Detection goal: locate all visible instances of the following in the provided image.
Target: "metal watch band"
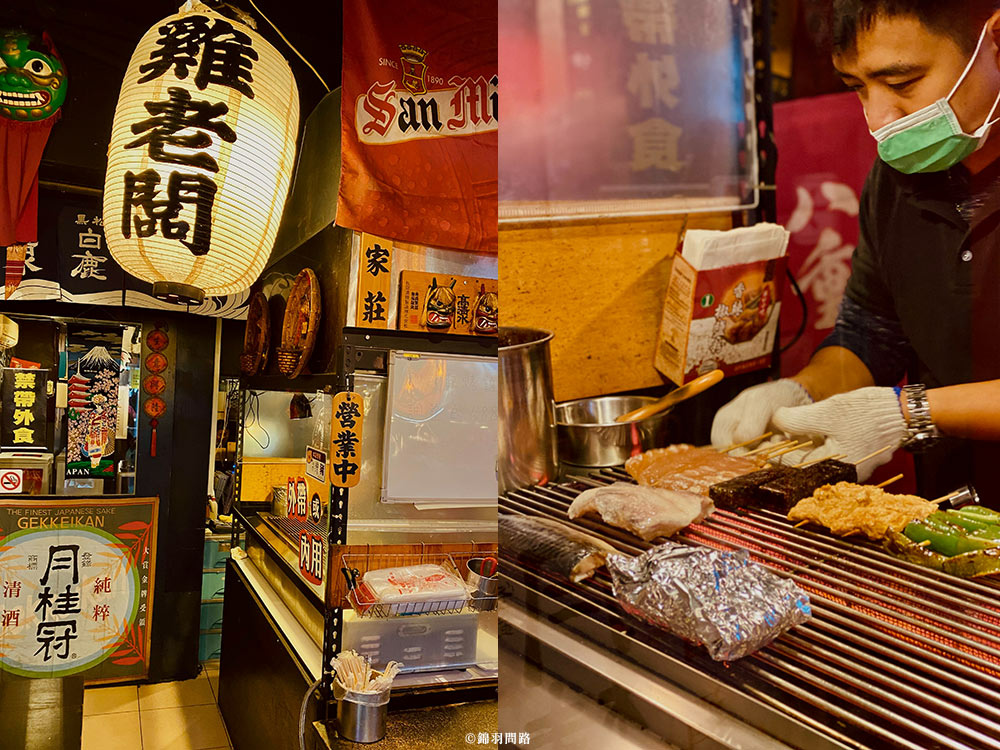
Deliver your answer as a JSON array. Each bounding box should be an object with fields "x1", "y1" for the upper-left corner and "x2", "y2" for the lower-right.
[{"x1": 901, "y1": 383, "x2": 940, "y2": 451}]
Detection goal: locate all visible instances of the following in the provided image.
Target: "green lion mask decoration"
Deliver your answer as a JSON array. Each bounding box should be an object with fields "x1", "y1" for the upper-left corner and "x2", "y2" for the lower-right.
[{"x1": 0, "y1": 29, "x2": 67, "y2": 122}]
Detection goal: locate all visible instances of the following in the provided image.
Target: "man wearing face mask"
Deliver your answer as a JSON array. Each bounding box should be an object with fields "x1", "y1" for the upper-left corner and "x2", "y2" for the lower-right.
[{"x1": 711, "y1": 0, "x2": 1000, "y2": 505}]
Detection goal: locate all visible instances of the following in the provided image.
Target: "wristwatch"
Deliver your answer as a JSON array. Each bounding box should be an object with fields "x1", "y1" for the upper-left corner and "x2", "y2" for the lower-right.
[{"x1": 901, "y1": 384, "x2": 941, "y2": 452}]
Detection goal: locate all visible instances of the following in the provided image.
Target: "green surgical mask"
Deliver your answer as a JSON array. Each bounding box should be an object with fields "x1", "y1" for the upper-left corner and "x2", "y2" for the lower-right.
[{"x1": 871, "y1": 21, "x2": 1000, "y2": 174}]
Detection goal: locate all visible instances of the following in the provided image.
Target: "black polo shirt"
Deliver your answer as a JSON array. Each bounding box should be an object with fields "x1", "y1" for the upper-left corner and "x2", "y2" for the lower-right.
[{"x1": 823, "y1": 154, "x2": 1000, "y2": 505}]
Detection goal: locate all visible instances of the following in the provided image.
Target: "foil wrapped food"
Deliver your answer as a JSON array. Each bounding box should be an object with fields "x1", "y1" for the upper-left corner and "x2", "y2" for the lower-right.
[{"x1": 607, "y1": 543, "x2": 811, "y2": 661}]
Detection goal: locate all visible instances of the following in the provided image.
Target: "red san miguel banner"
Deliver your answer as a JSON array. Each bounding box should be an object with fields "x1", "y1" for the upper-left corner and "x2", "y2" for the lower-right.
[{"x1": 337, "y1": 0, "x2": 498, "y2": 253}]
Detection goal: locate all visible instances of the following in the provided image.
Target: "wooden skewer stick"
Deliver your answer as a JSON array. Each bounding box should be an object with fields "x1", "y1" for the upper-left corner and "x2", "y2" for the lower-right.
[
  {"x1": 875, "y1": 473, "x2": 904, "y2": 489},
  {"x1": 767, "y1": 440, "x2": 815, "y2": 460},
  {"x1": 856, "y1": 444, "x2": 896, "y2": 465},
  {"x1": 743, "y1": 440, "x2": 795, "y2": 458},
  {"x1": 793, "y1": 520, "x2": 809, "y2": 528},
  {"x1": 932, "y1": 493, "x2": 954, "y2": 504},
  {"x1": 793, "y1": 453, "x2": 847, "y2": 469},
  {"x1": 722, "y1": 432, "x2": 774, "y2": 454},
  {"x1": 744, "y1": 438, "x2": 793, "y2": 457}
]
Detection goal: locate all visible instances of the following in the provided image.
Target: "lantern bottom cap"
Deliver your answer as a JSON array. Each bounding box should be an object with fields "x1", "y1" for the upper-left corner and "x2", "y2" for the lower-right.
[{"x1": 152, "y1": 281, "x2": 205, "y2": 305}]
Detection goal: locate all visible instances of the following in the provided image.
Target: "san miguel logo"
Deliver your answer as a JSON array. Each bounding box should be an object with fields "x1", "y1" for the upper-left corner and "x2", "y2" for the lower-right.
[
  {"x1": 399, "y1": 44, "x2": 428, "y2": 95},
  {"x1": 357, "y1": 42, "x2": 497, "y2": 145}
]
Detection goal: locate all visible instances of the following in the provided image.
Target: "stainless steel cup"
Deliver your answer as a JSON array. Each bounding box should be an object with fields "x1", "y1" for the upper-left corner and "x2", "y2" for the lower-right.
[
  {"x1": 499, "y1": 327, "x2": 557, "y2": 494},
  {"x1": 466, "y1": 557, "x2": 498, "y2": 611},
  {"x1": 337, "y1": 688, "x2": 390, "y2": 744}
]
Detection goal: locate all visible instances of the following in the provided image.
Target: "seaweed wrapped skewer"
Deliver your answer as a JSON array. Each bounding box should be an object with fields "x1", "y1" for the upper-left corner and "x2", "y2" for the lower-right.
[{"x1": 499, "y1": 514, "x2": 618, "y2": 583}]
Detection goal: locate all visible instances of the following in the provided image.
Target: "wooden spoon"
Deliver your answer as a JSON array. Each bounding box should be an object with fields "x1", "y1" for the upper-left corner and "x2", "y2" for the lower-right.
[{"x1": 615, "y1": 369, "x2": 724, "y2": 423}]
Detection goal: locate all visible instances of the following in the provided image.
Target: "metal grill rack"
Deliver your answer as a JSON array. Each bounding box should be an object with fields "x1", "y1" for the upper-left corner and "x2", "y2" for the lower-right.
[{"x1": 501, "y1": 468, "x2": 1000, "y2": 750}]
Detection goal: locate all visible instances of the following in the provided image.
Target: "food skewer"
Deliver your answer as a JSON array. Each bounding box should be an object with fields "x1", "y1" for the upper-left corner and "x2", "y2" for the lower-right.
[
  {"x1": 765, "y1": 440, "x2": 815, "y2": 461},
  {"x1": 722, "y1": 432, "x2": 773, "y2": 454},
  {"x1": 856, "y1": 444, "x2": 896, "y2": 465},
  {"x1": 875, "y1": 473, "x2": 905, "y2": 489},
  {"x1": 793, "y1": 520, "x2": 809, "y2": 529},
  {"x1": 793, "y1": 454, "x2": 847, "y2": 468},
  {"x1": 744, "y1": 438, "x2": 795, "y2": 458}
]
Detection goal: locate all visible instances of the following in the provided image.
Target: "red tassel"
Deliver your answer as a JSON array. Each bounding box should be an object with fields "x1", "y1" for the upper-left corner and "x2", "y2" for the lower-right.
[{"x1": 150, "y1": 419, "x2": 158, "y2": 457}]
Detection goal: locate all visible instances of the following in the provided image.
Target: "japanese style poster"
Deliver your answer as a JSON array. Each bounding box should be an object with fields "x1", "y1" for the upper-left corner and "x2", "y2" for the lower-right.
[
  {"x1": 1, "y1": 369, "x2": 49, "y2": 451},
  {"x1": 338, "y1": 0, "x2": 498, "y2": 252},
  {"x1": 65, "y1": 328, "x2": 122, "y2": 479},
  {"x1": 356, "y1": 233, "x2": 392, "y2": 329},
  {"x1": 0, "y1": 497, "x2": 158, "y2": 683}
]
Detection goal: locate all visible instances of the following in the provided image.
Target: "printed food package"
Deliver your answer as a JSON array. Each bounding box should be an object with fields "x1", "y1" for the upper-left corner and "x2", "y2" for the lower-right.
[
  {"x1": 361, "y1": 563, "x2": 469, "y2": 604},
  {"x1": 655, "y1": 224, "x2": 789, "y2": 385}
]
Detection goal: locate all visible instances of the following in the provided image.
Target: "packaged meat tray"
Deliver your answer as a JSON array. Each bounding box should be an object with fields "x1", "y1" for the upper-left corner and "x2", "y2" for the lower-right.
[
  {"x1": 348, "y1": 561, "x2": 471, "y2": 617},
  {"x1": 363, "y1": 564, "x2": 469, "y2": 603}
]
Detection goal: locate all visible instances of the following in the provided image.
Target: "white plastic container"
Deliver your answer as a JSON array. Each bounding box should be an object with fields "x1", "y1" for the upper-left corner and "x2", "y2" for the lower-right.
[{"x1": 343, "y1": 610, "x2": 479, "y2": 673}]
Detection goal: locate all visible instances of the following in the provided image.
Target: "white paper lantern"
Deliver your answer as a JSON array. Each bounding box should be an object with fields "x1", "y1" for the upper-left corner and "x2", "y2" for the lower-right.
[
  {"x1": 0, "y1": 315, "x2": 18, "y2": 349},
  {"x1": 103, "y1": 1, "x2": 299, "y2": 303}
]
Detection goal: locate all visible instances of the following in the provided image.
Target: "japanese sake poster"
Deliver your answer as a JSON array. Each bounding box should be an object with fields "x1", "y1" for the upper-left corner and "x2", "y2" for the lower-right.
[{"x1": 0, "y1": 497, "x2": 157, "y2": 682}]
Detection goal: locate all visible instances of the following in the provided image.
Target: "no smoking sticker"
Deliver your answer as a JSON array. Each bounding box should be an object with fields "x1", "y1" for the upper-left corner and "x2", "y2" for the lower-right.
[{"x1": 0, "y1": 470, "x2": 24, "y2": 493}]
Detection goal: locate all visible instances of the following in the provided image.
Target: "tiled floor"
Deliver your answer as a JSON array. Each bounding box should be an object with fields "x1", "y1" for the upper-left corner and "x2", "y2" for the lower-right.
[{"x1": 81, "y1": 663, "x2": 230, "y2": 750}]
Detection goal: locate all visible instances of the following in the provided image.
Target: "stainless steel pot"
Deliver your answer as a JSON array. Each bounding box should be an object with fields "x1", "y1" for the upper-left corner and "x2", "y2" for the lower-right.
[
  {"x1": 499, "y1": 327, "x2": 557, "y2": 493},
  {"x1": 555, "y1": 395, "x2": 673, "y2": 468}
]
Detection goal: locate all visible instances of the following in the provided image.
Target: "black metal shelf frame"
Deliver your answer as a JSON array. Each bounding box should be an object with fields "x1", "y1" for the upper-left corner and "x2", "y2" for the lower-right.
[{"x1": 231, "y1": 325, "x2": 499, "y2": 720}]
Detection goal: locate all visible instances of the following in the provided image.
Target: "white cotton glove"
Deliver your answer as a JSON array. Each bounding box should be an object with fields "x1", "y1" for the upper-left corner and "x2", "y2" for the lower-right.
[
  {"x1": 771, "y1": 387, "x2": 907, "y2": 482},
  {"x1": 711, "y1": 379, "x2": 813, "y2": 450}
]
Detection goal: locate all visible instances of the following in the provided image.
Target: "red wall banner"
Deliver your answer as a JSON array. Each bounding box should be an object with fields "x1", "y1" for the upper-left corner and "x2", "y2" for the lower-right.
[
  {"x1": 775, "y1": 91, "x2": 876, "y2": 377},
  {"x1": 775, "y1": 91, "x2": 913, "y2": 490},
  {"x1": 338, "y1": 0, "x2": 498, "y2": 253}
]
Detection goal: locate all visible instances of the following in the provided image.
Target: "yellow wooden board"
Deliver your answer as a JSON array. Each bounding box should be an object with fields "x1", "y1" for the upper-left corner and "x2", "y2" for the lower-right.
[
  {"x1": 398, "y1": 270, "x2": 498, "y2": 335},
  {"x1": 331, "y1": 392, "x2": 363, "y2": 488},
  {"x1": 356, "y1": 233, "x2": 393, "y2": 328},
  {"x1": 500, "y1": 214, "x2": 732, "y2": 402}
]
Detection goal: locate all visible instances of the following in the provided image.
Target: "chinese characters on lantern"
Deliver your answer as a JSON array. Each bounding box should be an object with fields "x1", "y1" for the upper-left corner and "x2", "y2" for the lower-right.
[
  {"x1": 120, "y1": 17, "x2": 257, "y2": 258},
  {"x1": 2, "y1": 368, "x2": 48, "y2": 451},
  {"x1": 331, "y1": 392, "x2": 364, "y2": 489},
  {"x1": 618, "y1": 0, "x2": 687, "y2": 173}
]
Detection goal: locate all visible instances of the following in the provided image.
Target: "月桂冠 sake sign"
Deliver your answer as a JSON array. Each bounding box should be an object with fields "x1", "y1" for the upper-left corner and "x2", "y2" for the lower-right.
[{"x1": 0, "y1": 497, "x2": 157, "y2": 683}]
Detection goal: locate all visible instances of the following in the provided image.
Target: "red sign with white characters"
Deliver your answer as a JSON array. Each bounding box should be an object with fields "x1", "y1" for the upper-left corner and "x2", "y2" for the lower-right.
[{"x1": 774, "y1": 91, "x2": 876, "y2": 377}]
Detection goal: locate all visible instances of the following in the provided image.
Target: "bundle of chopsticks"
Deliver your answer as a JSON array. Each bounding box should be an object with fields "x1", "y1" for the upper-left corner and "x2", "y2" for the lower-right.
[{"x1": 331, "y1": 650, "x2": 402, "y2": 694}]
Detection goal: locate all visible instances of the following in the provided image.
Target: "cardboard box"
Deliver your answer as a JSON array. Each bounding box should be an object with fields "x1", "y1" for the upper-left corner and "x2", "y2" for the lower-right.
[{"x1": 655, "y1": 227, "x2": 788, "y2": 385}]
